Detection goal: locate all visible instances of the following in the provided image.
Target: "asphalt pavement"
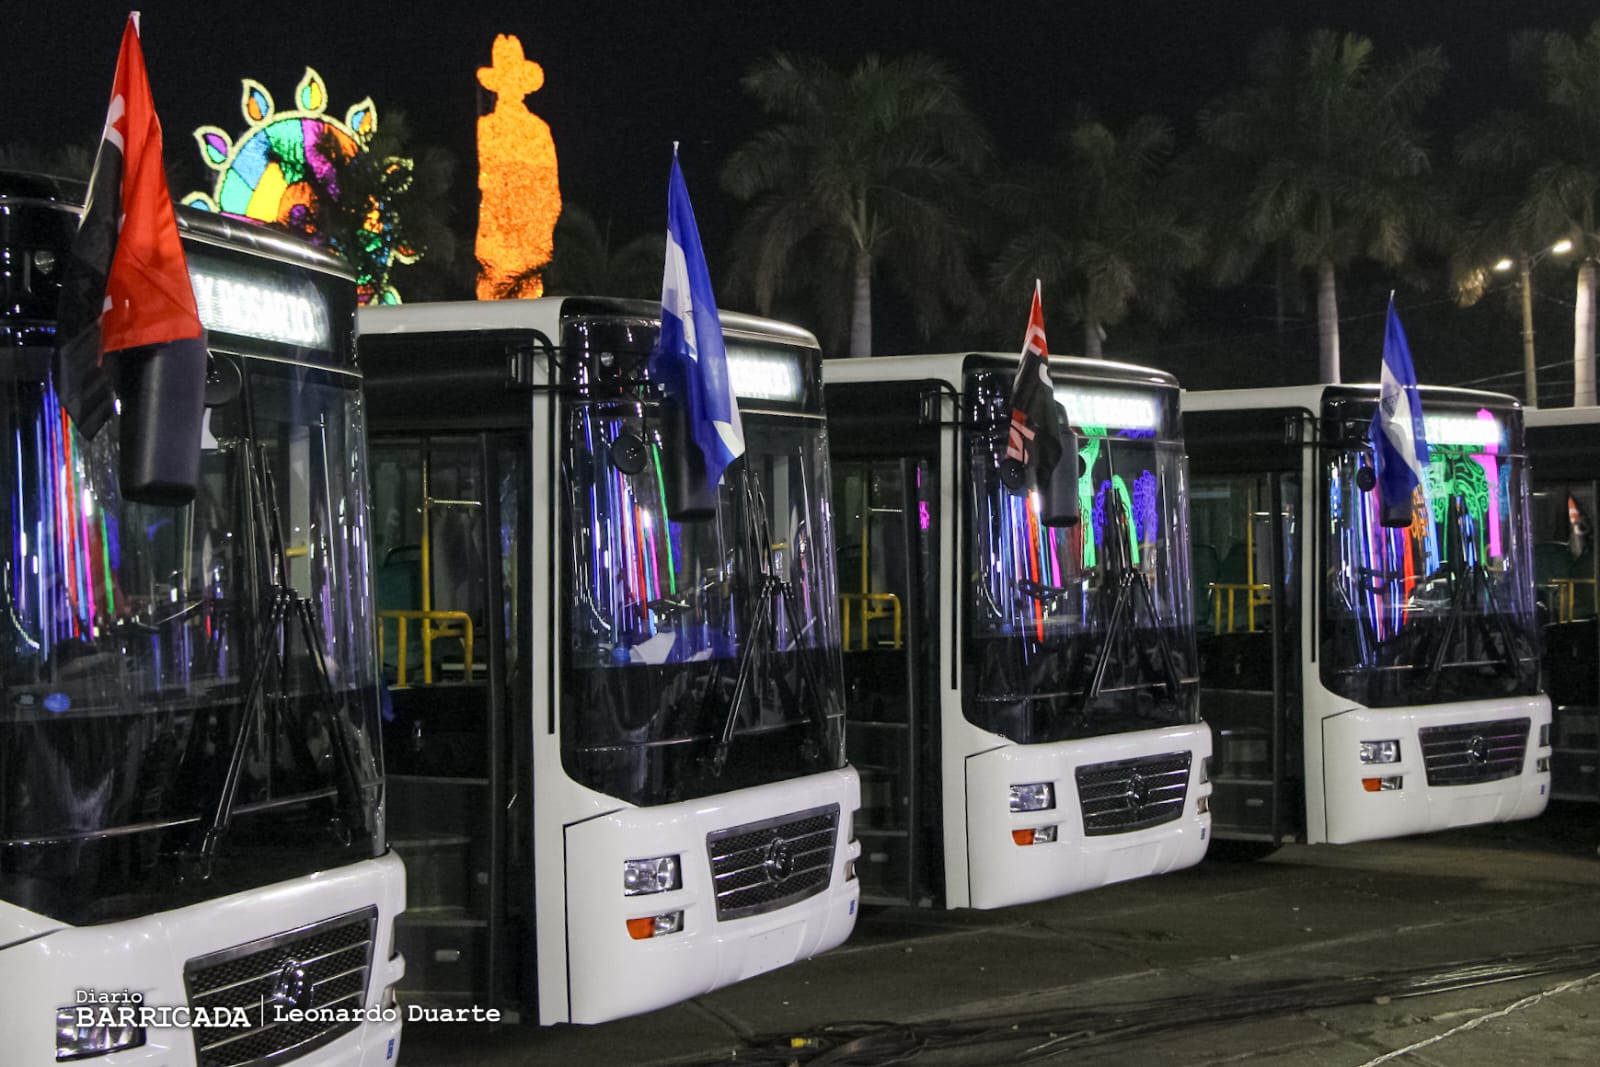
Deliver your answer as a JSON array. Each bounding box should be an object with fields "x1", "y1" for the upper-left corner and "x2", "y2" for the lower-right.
[{"x1": 403, "y1": 802, "x2": 1600, "y2": 1066}]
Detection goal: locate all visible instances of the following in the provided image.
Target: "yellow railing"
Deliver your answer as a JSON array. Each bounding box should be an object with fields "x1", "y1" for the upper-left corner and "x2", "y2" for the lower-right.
[
  {"x1": 840, "y1": 592, "x2": 902, "y2": 651},
  {"x1": 1211, "y1": 582, "x2": 1272, "y2": 634},
  {"x1": 1544, "y1": 577, "x2": 1599, "y2": 624},
  {"x1": 380, "y1": 609, "x2": 475, "y2": 687}
]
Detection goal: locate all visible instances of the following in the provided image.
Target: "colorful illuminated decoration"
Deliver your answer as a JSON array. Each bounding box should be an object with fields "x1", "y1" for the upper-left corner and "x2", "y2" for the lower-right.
[
  {"x1": 475, "y1": 34, "x2": 561, "y2": 300},
  {"x1": 183, "y1": 68, "x2": 416, "y2": 304}
]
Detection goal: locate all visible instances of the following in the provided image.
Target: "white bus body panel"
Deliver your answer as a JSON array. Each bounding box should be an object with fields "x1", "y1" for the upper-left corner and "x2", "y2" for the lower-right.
[
  {"x1": 1189, "y1": 385, "x2": 1554, "y2": 845},
  {"x1": 963, "y1": 724, "x2": 1213, "y2": 909},
  {"x1": 0, "y1": 852, "x2": 406, "y2": 1066},
  {"x1": 563, "y1": 768, "x2": 861, "y2": 1024},
  {"x1": 1312, "y1": 693, "x2": 1551, "y2": 844}
]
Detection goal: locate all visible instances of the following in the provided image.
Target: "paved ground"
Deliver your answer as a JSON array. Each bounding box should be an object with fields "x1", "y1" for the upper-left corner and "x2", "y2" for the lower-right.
[{"x1": 403, "y1": 803, "x2": 1600, "y2": 1065}]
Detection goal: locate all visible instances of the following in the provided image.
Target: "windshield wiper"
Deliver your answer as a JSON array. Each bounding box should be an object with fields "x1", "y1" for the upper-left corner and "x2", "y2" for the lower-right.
[
  {"x1": 194, "y1": 440, "x2": 367, "y2": 867},
  {"x1": 1421, "y1": 497, "x2": 1526, "y2": 689},
  {"x1": 710, "y1": 468, "x2": 833, "y2": 775},
  {"x1": 1079, "y1": 493, "x2": 1186, "y2": 715}
]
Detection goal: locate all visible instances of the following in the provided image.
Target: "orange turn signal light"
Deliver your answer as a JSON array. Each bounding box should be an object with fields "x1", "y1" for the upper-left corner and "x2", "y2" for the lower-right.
[
  {"x1": 626, "y1": 917, "x2": 656, "y2": 940},
  {"x1": 1012, "y1": 828, "x2": 1035, "y2": 846}
]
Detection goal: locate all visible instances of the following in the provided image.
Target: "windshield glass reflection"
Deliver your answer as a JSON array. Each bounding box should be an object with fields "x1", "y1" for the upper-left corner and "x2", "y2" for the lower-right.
[{"x1": 964, "y1": 369, "x2": 1197, "y2": 744}]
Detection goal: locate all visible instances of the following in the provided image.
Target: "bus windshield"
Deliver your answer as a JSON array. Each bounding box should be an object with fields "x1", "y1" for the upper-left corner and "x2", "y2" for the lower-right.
[
  {"x1": 1320, "y1": 398, "x2": 1540, "y2": 707},
  {"x1": 0, "y1": 351, "x2": 385, "y2": 926},
  {"x1": 559, "y1": 332, "x2": 846, "y2": 807},
  {"x1": 963, "y1": 369, "x2": 1198, "y2": 744}
]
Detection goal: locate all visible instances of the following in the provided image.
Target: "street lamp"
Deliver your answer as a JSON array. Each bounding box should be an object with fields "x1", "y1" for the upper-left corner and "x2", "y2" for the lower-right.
[{"x1": 1493, "y1": 240, "x2": 1573, "y2": 406}]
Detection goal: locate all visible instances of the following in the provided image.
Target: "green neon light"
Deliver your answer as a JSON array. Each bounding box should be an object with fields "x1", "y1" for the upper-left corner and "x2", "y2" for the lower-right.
[
  {"x1": 1424, "y1": 445, "x2": 1491, "y2": 558},
  {"x1": 1111, "y1": 476, "x2": 1139, "y2": 566},
  {"x1": 1077, "y1": 426, "x2": 1104, "y2": 569},
  {"x1": 649, "y1": 443, "x2": 678, "y2": 596},
  {"x1": 98, "y1": 511, "x2": 115, "y2": 619}
]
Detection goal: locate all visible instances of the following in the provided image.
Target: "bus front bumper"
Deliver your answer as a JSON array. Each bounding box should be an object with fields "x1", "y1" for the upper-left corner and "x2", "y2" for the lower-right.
[
  {"x1": 964, "y1": 723, "x2": 1213, "y2": 910},
  {"x1": 1321, "y1": 694, "x2": 1552, "y2": 844},
  {"x1": 0, "y1": 852, "x2": 407, "y2": 1067},
  {"x1": 563, "y1": 767, "x2": 861, "y2": 1025}
]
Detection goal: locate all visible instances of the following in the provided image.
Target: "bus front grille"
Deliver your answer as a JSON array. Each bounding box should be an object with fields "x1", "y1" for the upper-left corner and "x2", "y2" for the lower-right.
[
  {"x1": 1418, "y1": 718, "x2": 1530, "y2": 786},
  {"x1": 1075, "y1": 751, "x2": 1193, "y2": 836},
  {"x1": 707, "y1": 804, "x2": 839, "y2": 921},
  {"x1": 184, "y1": 906, "x2": 377, "y2": 1067}
]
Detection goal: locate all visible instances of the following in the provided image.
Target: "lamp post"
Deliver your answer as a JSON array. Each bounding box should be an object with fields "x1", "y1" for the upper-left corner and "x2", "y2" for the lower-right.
[{"x1": 1493, "y1": 239, "x2": 1572, "y2": 407}]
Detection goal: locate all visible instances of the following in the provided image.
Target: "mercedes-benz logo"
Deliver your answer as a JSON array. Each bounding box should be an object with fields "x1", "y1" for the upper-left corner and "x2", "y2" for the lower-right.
[
  {"x1": 762, "y1": 836, "x2": 795, "y2": 883},
  {"x1": 1467, "y1": 735, "x2": 1491, "y2": 764},
  {"x1": 268, "y1": 960, "x2": 312, "y2": 1013},
  {"x1": 1127, "y1": 771, "x2": 1149, "y2": 809}
]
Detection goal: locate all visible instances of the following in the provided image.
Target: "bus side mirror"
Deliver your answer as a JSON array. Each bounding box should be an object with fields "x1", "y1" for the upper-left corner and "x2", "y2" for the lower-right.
[
  {"x1": 1039, "y1": 424, "x2": 1081, "y2": 529},
  {"x1": 1378, "y1": 500, "x2": 1414, "y2": 528},
  {"x1": 660, "y1": 397, "x2": 717, "y2": 522},
  {"x1": 116, "y1": 336, "x2": 209, "y2": 506}
]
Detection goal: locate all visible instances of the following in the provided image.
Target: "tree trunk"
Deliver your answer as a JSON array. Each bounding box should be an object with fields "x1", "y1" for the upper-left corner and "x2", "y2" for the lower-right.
[
  {"x1": 1084, "y1": 317, "x2": 1103, "y2": 360},
  {"x1": 849, "y1": 248, "x2": 872, "y2": 358},
  {"x1": 1274, "y1": 245, "x2": 1288, "y2": 339},
  {"x1": 1316, "y1": 258, "x2": 1340, "y2": 384},
  {"x1": 1576, "y1": 259, "x2": 1597, "y2": 407}
]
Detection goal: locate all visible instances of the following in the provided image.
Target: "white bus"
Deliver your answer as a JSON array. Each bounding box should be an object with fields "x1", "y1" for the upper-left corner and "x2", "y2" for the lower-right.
[
  {"x1": 356, "y1": 297, "x2": 860, "y2": 1024},
  {"x1": 1523, "y1": 405, "x2": 1600, "y2": 803},
  {"x1": 1185, "y1": 385, "x2": 1550, "y2": 849},
  {"x1": 0, "y1": 172, "x2": 405, "y2": 1065},
  {"x1": 823, "y1": 354, "x2": 1211, "y2": 909}
]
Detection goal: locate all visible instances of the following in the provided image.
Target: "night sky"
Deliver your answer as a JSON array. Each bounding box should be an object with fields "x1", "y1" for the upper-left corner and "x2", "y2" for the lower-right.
[{"x1": 5, "y1": 1, "x2": 1600, "y2": 382}]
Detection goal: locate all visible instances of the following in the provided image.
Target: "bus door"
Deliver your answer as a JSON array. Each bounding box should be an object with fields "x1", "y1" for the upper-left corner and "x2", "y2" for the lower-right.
[
  {"x1": 1531, "y1": 479, "x2": 1600, "y2": 801},
  {"x1": 826, "y1": 380, "x2": 942, "y2": 905},
  {"x1": 1188, "y1": 415, "x2": 1304, "y2": 844},
  {"x1": 833, "y1": 457, "x2": 939, "y2": 904},
  {"x1": 368, "y1": 433, "x2": 528, "y2": 1009}
]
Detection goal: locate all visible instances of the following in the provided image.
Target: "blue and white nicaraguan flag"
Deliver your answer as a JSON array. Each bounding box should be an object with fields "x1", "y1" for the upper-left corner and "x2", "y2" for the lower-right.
[
  {"x1": 650, "y1": 148, "x2": 744, "y2": 490},
  {"x1": 1370, "y1": 296, "x2": 1430, "y2": 527}
]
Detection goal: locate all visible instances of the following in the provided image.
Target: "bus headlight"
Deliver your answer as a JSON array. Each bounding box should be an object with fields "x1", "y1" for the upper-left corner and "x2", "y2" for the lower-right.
[
  {"x1": 623, "y1": 855, "x2": 682, "y2": 896},
  {"x1": 1359, "y1": 740, "x2": 1400, "y2": 764},
  {"x1": 1009, "y1": 782, "x2": 1055, "y2": 812},
  {"x1": 1539, "y1": 723, "x2": 1551, "y2": 747},
  {"x1": 56, "y1": 1008, "x2": 145, "y2": 1060}
]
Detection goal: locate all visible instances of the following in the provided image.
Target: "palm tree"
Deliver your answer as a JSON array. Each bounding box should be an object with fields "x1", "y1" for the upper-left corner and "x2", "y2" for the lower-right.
[
  {"x1": 721, "y1": 53, "x2": 990, "y2": 357},
  {"x1": 1458, "y1": 22, "x2": 1600, "y2": 406},
  {"x1": 1197, "y1": 29, "x2": 1447, "y2": 382},
  {"x1": 540, "y1": 204, "x2": 664, "y2": 299},
  {"x1": 990, "y1": 113, "x2": 1202, "y2": 359}
]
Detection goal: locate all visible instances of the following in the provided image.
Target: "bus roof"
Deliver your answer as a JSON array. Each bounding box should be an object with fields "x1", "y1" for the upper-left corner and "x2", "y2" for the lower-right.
[
  {"x1": 1183, "y1": 382, "x2": 1521, "y2": 413},
  {"x1": 358, "y1": 296, "x2": 820, "y2": 349},
  {"x1": 0, "y1": 168, "x2": 354, "y2": 282},
  {"x1": 823, "y1": 352, "x2": 1178, "y2": 391}
]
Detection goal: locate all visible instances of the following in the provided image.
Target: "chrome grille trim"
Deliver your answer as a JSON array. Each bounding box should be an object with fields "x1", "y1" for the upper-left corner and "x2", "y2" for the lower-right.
[
  {"x1": 184, "y1": 906, "x2": 377, "y2": 1067},
  {"x1": 707, "y1": 804, "x2": 839, "y2": 921},
  {"x1": 1419, "y1": 717, "x2": 1530, "y2": 786},
  {"x1": 1075, "y1": 751, "x2": 1193, "y2": 836}
]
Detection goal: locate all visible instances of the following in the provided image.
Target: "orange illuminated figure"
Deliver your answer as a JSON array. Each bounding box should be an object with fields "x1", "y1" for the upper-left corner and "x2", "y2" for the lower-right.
[{"x1": 476, "y1": 34, "x2": 561, "y2": 300}]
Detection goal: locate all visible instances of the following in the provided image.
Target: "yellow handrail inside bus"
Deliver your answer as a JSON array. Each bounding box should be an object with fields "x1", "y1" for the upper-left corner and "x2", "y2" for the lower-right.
[
  {"x1": 1211, "y1": 582, "x2": 1272, "y2": 634},
  {"x1": 380, "y1": 609, "x2": 475, "y2": 687},
  {"x1": 1545, "y1": 577, "x2": 1598, "y2": 624},
  {"x1": 840, "y1": 592, "x2": 902, "y2": 650}
]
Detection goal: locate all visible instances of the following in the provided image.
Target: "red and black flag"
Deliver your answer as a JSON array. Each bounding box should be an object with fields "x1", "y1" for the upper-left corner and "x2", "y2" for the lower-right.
[
  {"x1": 54, "y1": 13, "x2": 203, "y2": 439},
  {"x1": 1001, "y1": 283, "x2": 1063, "y2": 484},
  {"x1": 1000, "y1": 282, "x2": 1078, "y2": 527}
]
